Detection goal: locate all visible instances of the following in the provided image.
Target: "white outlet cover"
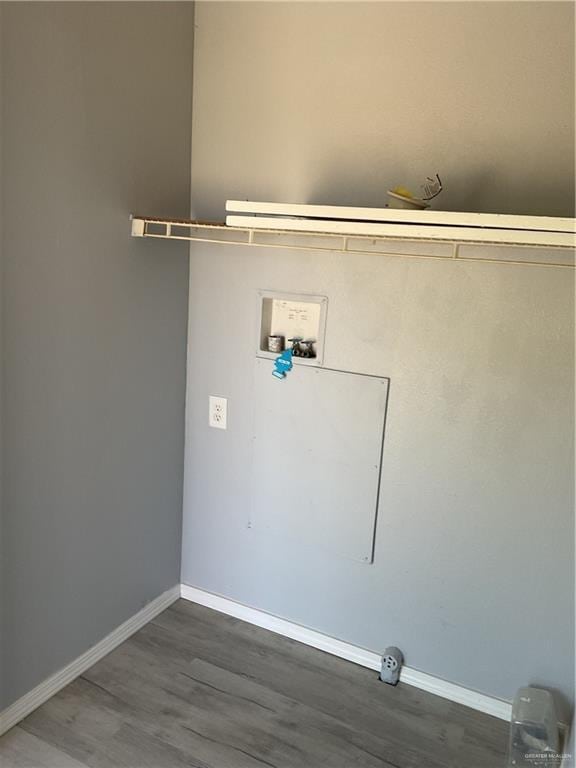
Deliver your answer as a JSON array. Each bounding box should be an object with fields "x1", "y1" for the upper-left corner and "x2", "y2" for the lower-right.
[{"x1": 209, "y1": 396, "x2": 227, "y2": 430}]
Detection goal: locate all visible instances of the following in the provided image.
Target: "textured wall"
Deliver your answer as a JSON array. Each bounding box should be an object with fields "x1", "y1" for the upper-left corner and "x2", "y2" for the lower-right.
[
  {"x1": 182, "y1": 244, "x2": 574, "y2": 717},
  {"x1": 191, "y1": 1, "x2": 575, "y2": 220},
  {"x1": 1, "y1": 2, "x2": 193, "y2": 709},
  {"x1": 183, "y1": 1, "x2": 575, "y2": 717},
  {"x1": 0, "y1": 6, "x2": 4, "y2": 705}
]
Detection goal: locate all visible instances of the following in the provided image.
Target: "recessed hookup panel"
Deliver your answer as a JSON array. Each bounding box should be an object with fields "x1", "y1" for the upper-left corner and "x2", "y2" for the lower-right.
[{"x1": 257, "y1": 291, "x2": 328, "y2": 366}]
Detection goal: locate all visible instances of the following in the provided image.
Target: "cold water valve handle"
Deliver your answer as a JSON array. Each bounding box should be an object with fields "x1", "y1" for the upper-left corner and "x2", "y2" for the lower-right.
[{"x1": 288, "y1": 337, "x2": 316, "y2": 359}]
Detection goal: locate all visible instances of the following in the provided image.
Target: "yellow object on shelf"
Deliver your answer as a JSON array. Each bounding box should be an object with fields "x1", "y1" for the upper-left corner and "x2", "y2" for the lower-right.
[{"x1": 390, "y1": 186, "x2": 414, "y2": 199}]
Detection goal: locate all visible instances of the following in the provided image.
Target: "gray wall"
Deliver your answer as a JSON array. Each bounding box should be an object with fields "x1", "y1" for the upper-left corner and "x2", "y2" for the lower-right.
[
  {"x1": 1, "y1": 2, "x2": 193, "y2": 709},
  {"x1": 567, "y1": 721, "x2": 575, "y2": 768},
  {"x1": 191, "y1": 1, "x2": 575, "y2": 220},
  {"x1": 183, "y1": 1, "x2": 575, "y2": 717},
  {"x1": 0, "y1": 7, "x2": 4, "y2": 701}
]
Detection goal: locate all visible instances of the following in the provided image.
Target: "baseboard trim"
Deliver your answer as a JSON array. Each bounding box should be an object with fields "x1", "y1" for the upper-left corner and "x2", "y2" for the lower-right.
[
  {"x1": 180, "y1": 583, "x2": 513, "y2": 722},
  {"x1": 0, "y1": 585, "x2": 180, "y2": 737}
]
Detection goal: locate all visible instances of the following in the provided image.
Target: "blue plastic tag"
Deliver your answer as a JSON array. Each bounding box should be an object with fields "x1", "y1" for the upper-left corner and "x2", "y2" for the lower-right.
[{"x1": 272, "y1": 349, "x2": 293, "y2": 379}]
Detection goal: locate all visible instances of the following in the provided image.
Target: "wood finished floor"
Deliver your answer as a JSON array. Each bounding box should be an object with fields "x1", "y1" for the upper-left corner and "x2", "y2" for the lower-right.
[{"x1": 1, "y1": 599, "x2": 509, "y2": 768}]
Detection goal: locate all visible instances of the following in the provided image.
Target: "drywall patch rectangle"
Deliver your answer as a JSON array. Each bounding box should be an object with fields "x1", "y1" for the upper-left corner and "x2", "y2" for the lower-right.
[{"x1": 250, "y1": 359, "x2": 389, "y2": 563}]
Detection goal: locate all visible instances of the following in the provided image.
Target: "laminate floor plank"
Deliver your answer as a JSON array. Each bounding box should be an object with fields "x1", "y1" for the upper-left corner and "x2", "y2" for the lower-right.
[
  {"x1": 1, "y1": 599, "x2": 509, "y2": 767},
  {"x1": 0, "y1": 726, "x2": 89, "y2": 768},
  {"x1": 81, "y1": 641, "x2": 397, "y2": 768},
  {"x1": 20, "y1": 694, "x2": 209, "y2": 768},
  {"x1": 25, "y1": 677, "x2": 270, "y2": 768},
  {"x1": 149, "y1": 603, "x2": 507, "y2": 767}
]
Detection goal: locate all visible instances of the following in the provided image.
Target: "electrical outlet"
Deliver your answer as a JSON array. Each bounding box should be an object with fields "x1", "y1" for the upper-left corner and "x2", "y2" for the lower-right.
[
  {"x1": 380, "y1": 646, "x2": 404, "y2": 685},
  {"x1": 209, "y1": 396, "x2": 227, "y2": 430}
]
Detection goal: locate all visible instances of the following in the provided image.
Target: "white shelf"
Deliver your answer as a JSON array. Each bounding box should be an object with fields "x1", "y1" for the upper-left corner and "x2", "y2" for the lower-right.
[
  {"x1": 226, "y1": 200, "x2": 576, "y2": 235},
  {"x1": 226, "y1": 214, "x2": 575, "y2": 248},
  {"x1": 130, "y1": 215, "x2": 575, "y2": 269}
]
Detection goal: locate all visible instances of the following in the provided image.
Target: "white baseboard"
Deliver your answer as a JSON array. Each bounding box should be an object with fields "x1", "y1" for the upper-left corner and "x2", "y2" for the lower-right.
[
  {"x1": 180, "y1": 583, "x2": 513, "y2": 722},
  {"x1": 0, "y1": 585, "x2": 180, "y2": 737},
  {"x1": 3, "y1": 582, "x2": 568, "y2": 741}
]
